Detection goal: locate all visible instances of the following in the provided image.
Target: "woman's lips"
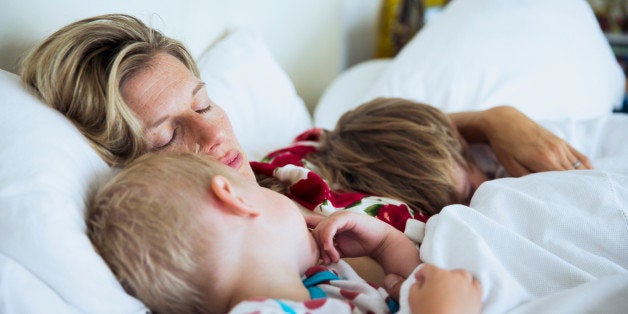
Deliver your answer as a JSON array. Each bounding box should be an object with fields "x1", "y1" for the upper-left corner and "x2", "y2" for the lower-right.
[{"x1": 221, "y1": 150, "x2": 243, "y2": 170}]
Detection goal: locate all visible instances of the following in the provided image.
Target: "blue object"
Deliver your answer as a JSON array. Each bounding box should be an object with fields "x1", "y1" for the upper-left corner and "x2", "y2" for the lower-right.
[{"x1": 302, "y1": 270, "x2": 340, "y2": 299}]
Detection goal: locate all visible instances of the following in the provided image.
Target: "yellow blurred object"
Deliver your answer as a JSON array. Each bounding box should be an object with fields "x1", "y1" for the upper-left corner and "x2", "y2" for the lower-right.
[
  {"x1": 424, "y1": 0, "x2": 447, "y2": 6},
  {"x1": 376, "y1": 0, "x2": 403, "y2": 58},
  {"x1": 376, "y1": 0, "x2": 425, "y2": 58}
]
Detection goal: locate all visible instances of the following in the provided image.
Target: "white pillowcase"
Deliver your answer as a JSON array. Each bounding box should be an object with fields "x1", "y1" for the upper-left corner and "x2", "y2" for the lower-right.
[
  {"x1": 315, "y1": 59, "x2": 391, "y2": 129},
  {"x1": 0, "y1": 69, "x2": 147, "y2": 313},
  {"x1": 316, "y1": 0, "x2": 625, "y2": 128},
  {"x1": 196, "y1": 29, "x2": 312, "y2": 161}
]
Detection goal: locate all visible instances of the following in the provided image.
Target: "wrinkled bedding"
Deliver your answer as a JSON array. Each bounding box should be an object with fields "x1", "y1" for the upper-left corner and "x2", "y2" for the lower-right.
[
  {"x1": 399, "y1": 169, "x2": 628, "y2": 313},
  {"x1": 397, "y1": 114, "x2": 628, "y2": 313}
]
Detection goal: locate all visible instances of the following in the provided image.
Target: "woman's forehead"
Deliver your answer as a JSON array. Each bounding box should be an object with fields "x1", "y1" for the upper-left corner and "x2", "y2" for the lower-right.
[{"x1": 121, "y1": 53, "x2": 199, "y2": 125}]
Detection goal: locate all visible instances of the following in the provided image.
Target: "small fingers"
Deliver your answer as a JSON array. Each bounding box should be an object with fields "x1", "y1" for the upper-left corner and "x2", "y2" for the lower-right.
[
  {"x1": 305, "y1": 215, "x2": 325, "y2": 228},
  {"x1": 473, "y1": 276, "x2": 482, "y2": 290},
  {"x1": 315, "y1": 233, "x2": 340, "y2": 264},
  {"x1": 417, "y1": 264, "x2": 478, "y2": 284},
  {"x1": 414, "y1": 263, "x2": 439, "y2": 284},
  {"x1": 452, "y1": 269, "x2": 482, "y2": 293},
  {"x1": 451, "y1": 269, "x2": 474, "y2": 282},
  {"x1": 314, "y1": 236, "x2": 338, "y2": 264},
  {"x1": 309, "y1": 215, "x2": 345, "y2": 264}
]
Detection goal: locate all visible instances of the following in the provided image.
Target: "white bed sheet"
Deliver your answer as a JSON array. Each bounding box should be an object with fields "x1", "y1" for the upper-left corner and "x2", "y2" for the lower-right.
[{"x1": 398, "y1": 168, "x2": 628, "y2": 314}]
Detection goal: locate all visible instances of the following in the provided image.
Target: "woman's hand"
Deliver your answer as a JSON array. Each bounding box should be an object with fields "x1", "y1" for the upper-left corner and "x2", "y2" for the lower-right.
[
  {"x1": 408, "y1": 264, "x2": 482, "y2": 314},
  {"x1": 450, "y1": 106, "x2": 593, "y2": 177}
]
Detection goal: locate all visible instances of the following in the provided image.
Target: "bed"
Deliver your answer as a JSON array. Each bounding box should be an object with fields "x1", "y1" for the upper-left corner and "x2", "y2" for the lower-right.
[{"x1": 0, "y1": 0, "x2": 627, "y2": 313}]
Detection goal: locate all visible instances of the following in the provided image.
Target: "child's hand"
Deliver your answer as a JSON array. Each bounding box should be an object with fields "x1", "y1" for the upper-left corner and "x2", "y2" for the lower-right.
[
  {"x1": 408, "y1": 264, "x2": 482, "y2": 314},
  {"x1": 305, "y1": 211, "x2": 392, "y2": 264}
]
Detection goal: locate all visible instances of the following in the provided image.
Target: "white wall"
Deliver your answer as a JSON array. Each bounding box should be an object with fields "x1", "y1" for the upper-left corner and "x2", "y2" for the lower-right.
[
  {"x1": 341, "y1": 0, "x2": 381, "y2": 69},
  {"x1": 0, "y1": 0, "x2": 342, "y2": 109}
]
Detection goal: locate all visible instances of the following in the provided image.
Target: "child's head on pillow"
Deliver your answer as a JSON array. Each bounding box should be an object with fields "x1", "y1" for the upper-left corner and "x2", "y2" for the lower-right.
[
  {"x1": 309, "y1": 97, "x2": 487, "y2": 215},
  {"x1": 87, "y1": 153, "x2": 219, "y2": 312}
]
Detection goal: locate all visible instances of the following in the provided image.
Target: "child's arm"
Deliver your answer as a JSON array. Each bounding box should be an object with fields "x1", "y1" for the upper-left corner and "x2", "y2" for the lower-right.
[
  {"x1": 306, "y1": 211, "x2": 420, "y2": 279},
  {"x1": 408, "y1": 264, "x2": 482, "y2": 314}
]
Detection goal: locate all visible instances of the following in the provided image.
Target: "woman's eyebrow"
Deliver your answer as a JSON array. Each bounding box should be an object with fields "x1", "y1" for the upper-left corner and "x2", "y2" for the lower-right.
[
  {"x1": 149, "y1": 115, "x2": 170, "y2": 129},
  {"x1": 192, "y1": 82, "x2": 206, "y2": 97}
]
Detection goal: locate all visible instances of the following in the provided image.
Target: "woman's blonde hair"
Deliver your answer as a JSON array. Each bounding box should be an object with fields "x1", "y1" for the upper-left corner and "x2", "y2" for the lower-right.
[
  {"x1": 308, "y1": 97, "x2": 468, "y2": 215},
  {"x1": 19, "y1": 14, "x2": 199, "y2": 166},
  {"x1": 87, "y1": 152, "x2": 229, "y2": 313}
]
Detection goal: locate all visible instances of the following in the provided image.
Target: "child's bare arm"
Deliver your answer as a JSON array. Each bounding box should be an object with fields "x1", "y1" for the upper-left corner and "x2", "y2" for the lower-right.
[{"x1": 306, "y1": 211, "x2": 420, "y2": 278}]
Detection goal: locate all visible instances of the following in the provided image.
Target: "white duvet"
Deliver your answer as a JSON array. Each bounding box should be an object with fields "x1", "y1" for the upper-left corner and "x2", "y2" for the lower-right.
[{"x1": 399, "y1": 115, "x2": 628, "y2": 313}]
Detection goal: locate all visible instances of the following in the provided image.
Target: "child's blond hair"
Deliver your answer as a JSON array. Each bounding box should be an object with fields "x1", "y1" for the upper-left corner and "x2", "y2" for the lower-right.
[
  {"x1": 87, "y1": 152, "x2": 228, "y2": 313},
  {"x1": 308, "y1": 97, "x2": 469, "y2": 215}
]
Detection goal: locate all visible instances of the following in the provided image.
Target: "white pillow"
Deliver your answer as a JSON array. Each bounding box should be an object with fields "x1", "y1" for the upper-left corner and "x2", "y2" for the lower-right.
[
  {"x1": 315, "y1": 59, "x2": 391, "y2": 129},
  {"x1": 316, "y1": 0, "x2": 625, "y2": 127},
  {"x1": 0, "y1": 69, "x2": 147, "y2": 313},
  {"x1": 0, "y1": 29, "x2": 311, "y2": 313},
  {"x1": 196, "y1": 29, "x2": 312, "y2": 161}
]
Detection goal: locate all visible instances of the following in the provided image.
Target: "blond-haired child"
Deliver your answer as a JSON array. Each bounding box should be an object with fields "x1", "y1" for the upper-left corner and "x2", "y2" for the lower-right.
[{"x1": 87, "y1": 151, "x2": 481, "y2": 313}]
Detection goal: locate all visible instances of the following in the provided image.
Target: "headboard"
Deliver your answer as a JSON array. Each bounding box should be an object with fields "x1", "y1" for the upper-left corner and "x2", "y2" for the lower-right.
[{"x1": 0, "y1": 0, "x2": 346, "y2": 109}]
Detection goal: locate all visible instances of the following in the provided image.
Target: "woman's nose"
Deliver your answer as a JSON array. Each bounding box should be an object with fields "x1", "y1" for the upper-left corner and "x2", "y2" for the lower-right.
[{"x1": 185, "y1": 115, "x2": 225, "y2": 155}]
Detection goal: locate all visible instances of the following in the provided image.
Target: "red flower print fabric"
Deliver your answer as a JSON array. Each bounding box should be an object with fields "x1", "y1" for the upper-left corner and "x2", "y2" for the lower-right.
[{"x1": 251, "y1": 128, "x2": 429, "y2": 234}]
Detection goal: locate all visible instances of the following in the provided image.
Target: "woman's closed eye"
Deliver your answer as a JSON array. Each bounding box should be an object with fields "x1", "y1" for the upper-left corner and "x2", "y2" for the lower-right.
[
  {"x1": 153, "y1": 104, "x2": 211, "y2": 150},
  {"x1": 196, "y1": 105, "x2": 212, "y2": 114},
  {"x1": 155, "y1": 127, "x2": 179, "y2": 151}
]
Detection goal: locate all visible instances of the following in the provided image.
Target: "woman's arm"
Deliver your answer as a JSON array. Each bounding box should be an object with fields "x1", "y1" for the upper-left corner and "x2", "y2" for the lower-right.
[{"x1": 449, "y1": 106, "x2": 593, "y2": 177}]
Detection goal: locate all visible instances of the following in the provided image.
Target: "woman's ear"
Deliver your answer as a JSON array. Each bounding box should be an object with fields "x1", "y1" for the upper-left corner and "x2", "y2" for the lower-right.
[{"x1": 210, "y1": 176, "x2": 260, "y2": 217}]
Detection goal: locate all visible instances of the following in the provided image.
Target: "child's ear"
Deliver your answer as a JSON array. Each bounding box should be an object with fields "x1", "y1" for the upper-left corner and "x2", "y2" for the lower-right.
[{"x1": 210, "y1": 175, "x2": 260, "y2": 217}]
